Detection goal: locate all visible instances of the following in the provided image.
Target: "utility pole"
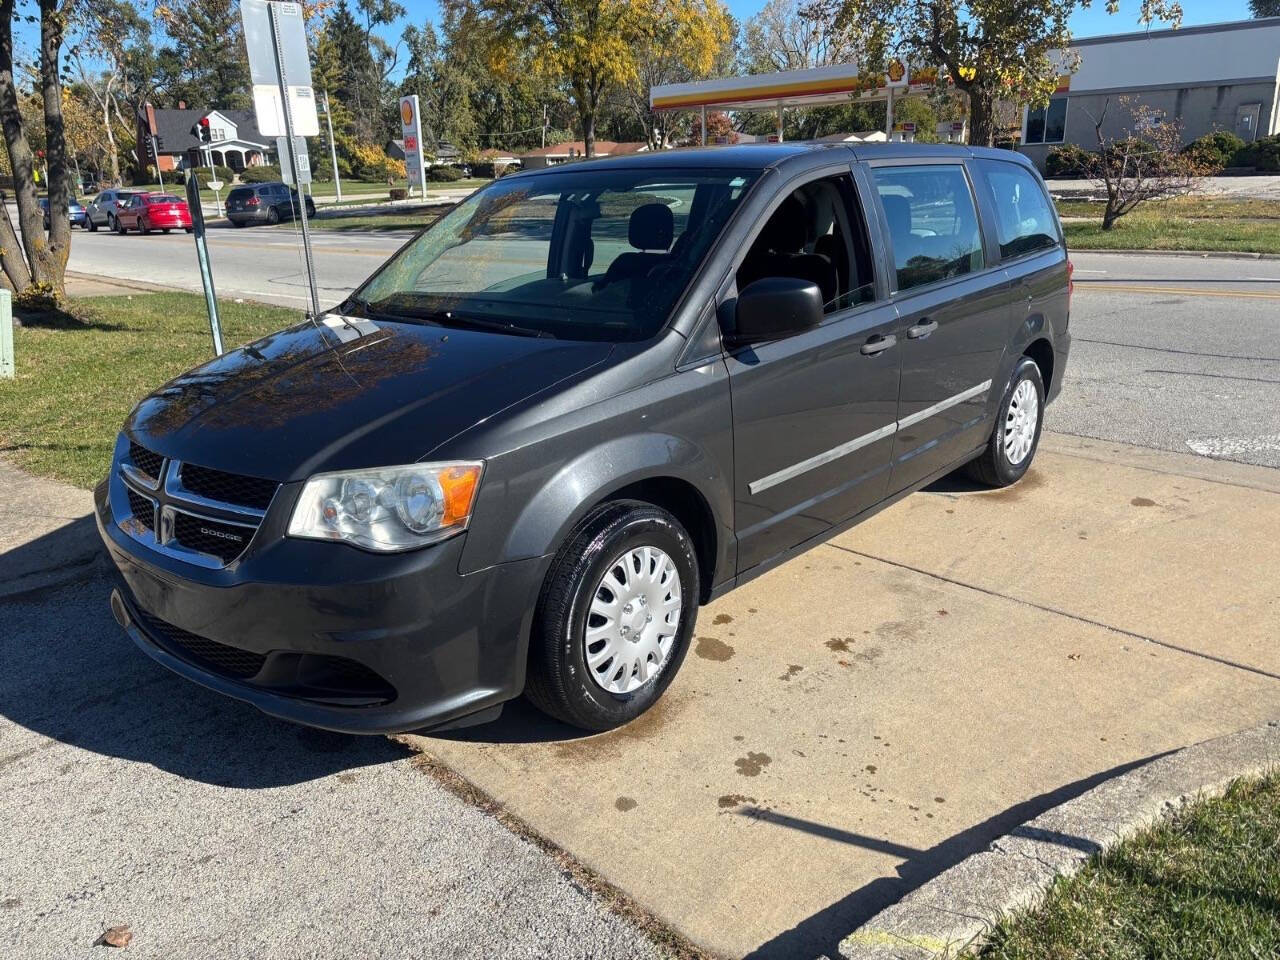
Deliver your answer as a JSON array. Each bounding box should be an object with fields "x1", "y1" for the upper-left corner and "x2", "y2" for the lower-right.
[
  {"x1": 322, "y1": 89, "x2": 342, "y2": 203},
  {"x1": 542, "y1": 104, "x2": 548, "y2": 148}
]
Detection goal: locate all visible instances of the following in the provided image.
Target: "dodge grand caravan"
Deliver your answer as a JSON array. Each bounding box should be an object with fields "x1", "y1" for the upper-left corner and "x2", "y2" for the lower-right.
[{"x1": 97, "y1": 143, "x2": 1071, "y2": 734}]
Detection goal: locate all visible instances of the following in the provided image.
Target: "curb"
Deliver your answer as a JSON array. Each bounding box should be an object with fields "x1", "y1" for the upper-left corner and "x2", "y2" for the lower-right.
[
  {"x1": 1067, "y1": 248, "x2": 1280, "y2": 261},
  {"x1": 839, "y1": 720, "x2": 1280, "y2": 960}
]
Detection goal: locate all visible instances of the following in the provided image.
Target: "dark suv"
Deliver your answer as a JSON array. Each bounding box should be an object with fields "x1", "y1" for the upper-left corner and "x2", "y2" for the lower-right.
[
  {"x1": 226, "y1": 182, "x2": 317, "y2": 226},
  {"x1": 97, "y1": 143, "x2": 1070, "y2": 734}
]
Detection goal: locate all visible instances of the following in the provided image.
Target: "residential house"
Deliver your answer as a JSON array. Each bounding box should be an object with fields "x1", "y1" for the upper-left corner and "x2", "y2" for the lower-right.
[
  {"x1": 519, "y1": 141, "x2": 649, "y2": 170},
  {"x1": 139, "y1": 103, "x2": 274, "y2": 174}
]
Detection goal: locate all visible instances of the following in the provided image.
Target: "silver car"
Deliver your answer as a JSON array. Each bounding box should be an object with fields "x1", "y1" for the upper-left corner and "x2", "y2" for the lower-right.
[{"x1": 85, "y1": 189, "x2": 145, "y2": 232}]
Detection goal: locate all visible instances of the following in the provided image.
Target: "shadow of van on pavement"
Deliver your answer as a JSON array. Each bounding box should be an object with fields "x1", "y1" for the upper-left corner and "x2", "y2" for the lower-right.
[{"x1": 1, "y1": 574, "x2": 405, "y2": 787}]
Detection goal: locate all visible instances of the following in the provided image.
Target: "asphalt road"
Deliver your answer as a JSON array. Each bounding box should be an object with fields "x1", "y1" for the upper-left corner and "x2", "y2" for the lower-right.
[
  {"x1": 67, "y1": 226, "x2": 1280, "y2": 467},
  {"x1": 1, "y1": 576, "x2": 661, "y2": 959},
  {"x1": 1056, "y1": 252, "x2": 1280, "y2": 467}
]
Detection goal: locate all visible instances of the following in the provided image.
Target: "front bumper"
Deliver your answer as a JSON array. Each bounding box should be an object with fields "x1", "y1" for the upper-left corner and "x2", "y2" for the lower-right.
[{"x1": 95, "y1": 479, "x2": 549, "y2": 734}]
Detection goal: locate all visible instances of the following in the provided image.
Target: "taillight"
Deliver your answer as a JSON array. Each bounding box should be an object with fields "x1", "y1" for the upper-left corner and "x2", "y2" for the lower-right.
[
  {"x1": 1067, "y1": 260, "x2": 1074, "y2": 300},
  {"x1": 246, "y1": 197, "x2": 260, "y2": 206}
]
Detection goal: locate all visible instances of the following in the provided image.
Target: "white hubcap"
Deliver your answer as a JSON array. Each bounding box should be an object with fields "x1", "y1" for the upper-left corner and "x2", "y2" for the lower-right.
[
  {"x1": 1004, "y1": 379, "x2": 1040, "y2": 465},
  {"x1": 585, "y1": 546, "x2": 683, "y2": 695}
]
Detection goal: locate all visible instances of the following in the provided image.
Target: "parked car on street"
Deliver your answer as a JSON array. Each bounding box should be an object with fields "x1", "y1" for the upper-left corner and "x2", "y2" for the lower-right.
[
  {"x1": 85, "y1": 188, "x2": 144, "y2": 232},
  {"x1": 40, "y1": 196, "x2": 88, "y2": 230},
  {"x1": 225, "y1": 182, "x2": 317, "y2": 226},
  {"x1": 113, "y1": 193, "x2": 193, "y2": 234},
  {"x1": 98, "y1": 143, "x2": 1071, "y2": 735}
]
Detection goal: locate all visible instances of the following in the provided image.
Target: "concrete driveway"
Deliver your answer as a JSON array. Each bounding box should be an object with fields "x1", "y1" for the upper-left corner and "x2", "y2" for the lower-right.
[{"x1": 405, "y1": 433, "x2": 1280, "y2": 959}]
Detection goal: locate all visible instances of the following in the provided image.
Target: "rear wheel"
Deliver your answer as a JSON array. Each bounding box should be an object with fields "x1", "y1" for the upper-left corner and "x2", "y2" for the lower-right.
[
  {"x1": 114, "y1": 216, "x2": 127, "y2": 235},
  {"x1": 525, "y1": 501, "x2": 699, "y2": 731},
  {"x1": 964, "y1": 356, "x2": 1045, "y2": 487},
  {"x1": 140, "y1": 219, "x2": 150, "y2": 235},
  {"x1": 266, "y1": 206, "x2": 280, "y2": 225},
  {"x1": 87, "y1": 216, "x2": 98, "y2": 232}
]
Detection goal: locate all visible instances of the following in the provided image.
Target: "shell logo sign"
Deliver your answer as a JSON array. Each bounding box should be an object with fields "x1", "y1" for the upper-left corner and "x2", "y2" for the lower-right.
[
  {"x1": 886, "y1": 59, "x2": 907, "y2": 84},
  {"x1": 400, "y1": 99, "x2": 415, "y2": 126}
]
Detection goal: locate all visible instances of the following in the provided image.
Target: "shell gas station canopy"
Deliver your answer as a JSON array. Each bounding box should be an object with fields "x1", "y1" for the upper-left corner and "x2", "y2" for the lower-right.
[{"x1": 649, "y1": 60, "x2": 948, "y2": 143}]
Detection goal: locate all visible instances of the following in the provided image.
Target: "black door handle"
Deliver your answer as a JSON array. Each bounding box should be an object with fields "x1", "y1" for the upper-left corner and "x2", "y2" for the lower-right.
[
  {"x1": 906, "y1": 319, "x2": 938, "y2": 340},
  {"x1": 860, "y1": 334, "x2": 897, "y2": 356}
]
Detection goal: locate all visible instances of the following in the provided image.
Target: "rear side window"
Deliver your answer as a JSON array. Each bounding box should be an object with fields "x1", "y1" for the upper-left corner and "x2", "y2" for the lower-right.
[
  {"x1": 228, "y1": 188, "x2": 253, "y2": 202},
  {"x1": 871, "y1": 164, "x2": 984, "y2": 292},
  {"x1": 974, "y1": 159, "x2": 1060, "y2": 260}
]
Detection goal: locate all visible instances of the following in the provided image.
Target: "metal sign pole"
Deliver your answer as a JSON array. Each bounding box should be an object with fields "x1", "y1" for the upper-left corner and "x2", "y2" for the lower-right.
[
  {"x1": 185, "y1": 173, "x2": 224, "y2": 355},
  {"x1": 204, "y1": 147, "x2": 224, "y2": 217},
  {"x1": 151, "y1": 135, "x2": 165, "y2": 189},
  {"x1": 268, "y1": 2, "x2": 321, "y2": 319}
]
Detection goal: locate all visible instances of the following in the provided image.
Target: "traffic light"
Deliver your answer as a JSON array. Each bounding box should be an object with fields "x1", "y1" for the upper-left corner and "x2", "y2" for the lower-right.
[{"x1": 190, "y1": 117, "x2": 212, "y2": 144}]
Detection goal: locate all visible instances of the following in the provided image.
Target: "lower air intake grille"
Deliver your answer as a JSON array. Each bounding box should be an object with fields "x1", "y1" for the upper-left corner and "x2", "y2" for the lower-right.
[{"x1": 136, "y1": 610, "x2": 267, "y2": 680}]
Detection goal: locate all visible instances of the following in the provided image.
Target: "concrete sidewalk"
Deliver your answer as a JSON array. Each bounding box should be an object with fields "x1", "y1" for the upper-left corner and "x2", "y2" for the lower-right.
[
  {"x1": 404, "y1": 432, "x2": 1280, "y2": 959},
  {"x1": 0, "y1": 457, "x2": 99, "y2": 600}
]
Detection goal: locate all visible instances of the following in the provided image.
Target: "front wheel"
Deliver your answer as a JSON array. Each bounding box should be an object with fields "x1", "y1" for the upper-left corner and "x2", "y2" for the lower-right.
[
  {"x1": 964, "y1": 356, "x2": 1045, "y2": 487},
  {"x1": 525, "y1": 501, "x2": 699, "y2": 731}
]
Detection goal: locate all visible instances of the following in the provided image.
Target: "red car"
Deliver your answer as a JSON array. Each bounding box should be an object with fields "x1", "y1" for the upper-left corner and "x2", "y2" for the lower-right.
[{"x1": 114, "y1": 193, "x2": 193, "y2": 234}]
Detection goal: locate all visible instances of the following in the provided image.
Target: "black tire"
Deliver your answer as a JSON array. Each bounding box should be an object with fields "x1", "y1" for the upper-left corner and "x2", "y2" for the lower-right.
[
  {"x1": 266, "y1": 206, "x2": 280, "y2": 225},
  {"x1": 162, "y1": 228, "x2": 171, "y2": 234},
  {"x1": 964, "y1": 356, "x2": 1046, "y2": 487},
  {"x1": 525, "y1": 500, "x2": 700, "y2": 731},
  {"x1": 87, "y1": 216, "x2": 97, "y2": 232},
  {"x1": 108, "y1": 214, "x2": 118, "y2": 232},
  {"x1": 140, "y1": 220, "x2": 150, "y2": 235},
  {"x1": 232, "y1": 219, "x2": 245, "y2": 228},
  {"x1": 114, "y1": 216, "x2": 127, "y2": 235},
  {"x1": 185, "y1": 227, "x2": 193, "y2": 234}
]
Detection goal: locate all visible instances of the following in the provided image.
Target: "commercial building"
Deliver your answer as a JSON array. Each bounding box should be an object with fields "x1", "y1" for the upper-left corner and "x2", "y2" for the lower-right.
[{"x1": 1019, "y1": 17, "x2": 1280, "y2": 170}]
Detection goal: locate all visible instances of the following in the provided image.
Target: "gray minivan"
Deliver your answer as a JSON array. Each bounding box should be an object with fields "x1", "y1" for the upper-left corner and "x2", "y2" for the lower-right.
[{"x1": 98, "y1": 143, "x2": 1071, "y2": 734}]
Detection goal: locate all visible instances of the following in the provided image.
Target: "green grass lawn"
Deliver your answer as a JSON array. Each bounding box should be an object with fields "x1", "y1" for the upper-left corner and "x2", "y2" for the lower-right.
[
  {"x1": 1056, "y1": 196, "x2": 1280, "y2": 254},
  {"x1": 0, "y1": 293, "x2": 300, "y2": 487},
  {"x1": 979, "y1": 773, "x2": 1280, "y2": 959}
]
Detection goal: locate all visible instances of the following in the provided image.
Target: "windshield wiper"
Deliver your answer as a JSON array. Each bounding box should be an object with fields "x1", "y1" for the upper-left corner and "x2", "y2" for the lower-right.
[{"x1": 365, "y1": 300, "x2": 555, "y2": 339}]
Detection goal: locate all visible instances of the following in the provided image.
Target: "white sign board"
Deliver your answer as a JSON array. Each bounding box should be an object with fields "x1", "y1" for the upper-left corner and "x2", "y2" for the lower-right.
[
  {"x1": 277, "y1": 136, "x2": 311, "y2": 185},
  {"x1": 399, "y1": 95, "x2": 427, "y2": 189},
  {"x1": 242, "y1": 0, "x2": 319, "y2": 137}
]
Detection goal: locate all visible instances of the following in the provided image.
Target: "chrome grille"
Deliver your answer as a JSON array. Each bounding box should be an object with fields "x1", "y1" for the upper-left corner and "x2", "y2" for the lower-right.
[{"x1": 116, "y1": 439, "x2": 279, "y2": 568}]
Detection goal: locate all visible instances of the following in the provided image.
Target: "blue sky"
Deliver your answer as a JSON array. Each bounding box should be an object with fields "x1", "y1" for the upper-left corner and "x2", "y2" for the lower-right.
[{"x1": 22, "y1": 0, "x2": 1256, "y2": 78}]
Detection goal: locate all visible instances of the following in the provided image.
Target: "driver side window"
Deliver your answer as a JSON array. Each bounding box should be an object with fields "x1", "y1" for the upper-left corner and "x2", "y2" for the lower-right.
[{"x1": 736, "y1": 174, "x2": 875, "y2": 315}]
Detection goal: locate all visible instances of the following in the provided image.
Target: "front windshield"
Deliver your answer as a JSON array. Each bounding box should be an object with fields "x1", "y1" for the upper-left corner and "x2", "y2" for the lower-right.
[{"x1": 352, "y1": 167, "x2": 759, "y2": 341}]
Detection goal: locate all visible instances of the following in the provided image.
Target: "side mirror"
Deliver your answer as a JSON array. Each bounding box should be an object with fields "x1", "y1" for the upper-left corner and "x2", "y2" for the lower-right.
[{"x1": 730, "y1": 277, "x2": 824, "y2": 345}]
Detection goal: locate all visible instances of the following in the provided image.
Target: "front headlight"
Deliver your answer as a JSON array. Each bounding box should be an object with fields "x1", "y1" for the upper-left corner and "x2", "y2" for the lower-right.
[{"x1": 288, "y1": 461, "x2": 483, "y2": 552}]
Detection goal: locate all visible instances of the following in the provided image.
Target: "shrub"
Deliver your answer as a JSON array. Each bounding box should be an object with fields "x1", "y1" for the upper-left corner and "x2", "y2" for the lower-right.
[
  {"x1": 1045, "y1": 144, "x2": 1091, "y2": 178},
  {"x1": 131, "y1": 165, "x2": 156, "y2": 186},
  {"x1": 1237, "y1": 134, "x2": 1280, "y2": 172},
  {"x1": 1181, "y1": 131, "x2": 1246, "y2": 173},
  {"x1": 427, "y1": 165, "x2": 463, "y2": 182},
  {"x1": 240, "y1": 165, "x2": 282, "y2": 183}
]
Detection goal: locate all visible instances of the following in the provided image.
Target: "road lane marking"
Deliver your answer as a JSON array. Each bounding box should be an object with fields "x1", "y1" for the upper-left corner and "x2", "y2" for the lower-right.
[{"x1": 1075, "y1": 283, "x2": 1280, "y2": 300}]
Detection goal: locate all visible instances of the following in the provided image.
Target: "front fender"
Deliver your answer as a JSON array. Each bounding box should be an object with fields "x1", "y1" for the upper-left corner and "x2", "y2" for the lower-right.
[{"x1": 511, "y1": 431, "x2": 728, "y2": 563}]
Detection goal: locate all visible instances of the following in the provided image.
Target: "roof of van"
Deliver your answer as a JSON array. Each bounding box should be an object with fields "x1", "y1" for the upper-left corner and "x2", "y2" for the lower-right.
[{"x1": 505, "y1": 141, "x2": 1035, "y2": 176}]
